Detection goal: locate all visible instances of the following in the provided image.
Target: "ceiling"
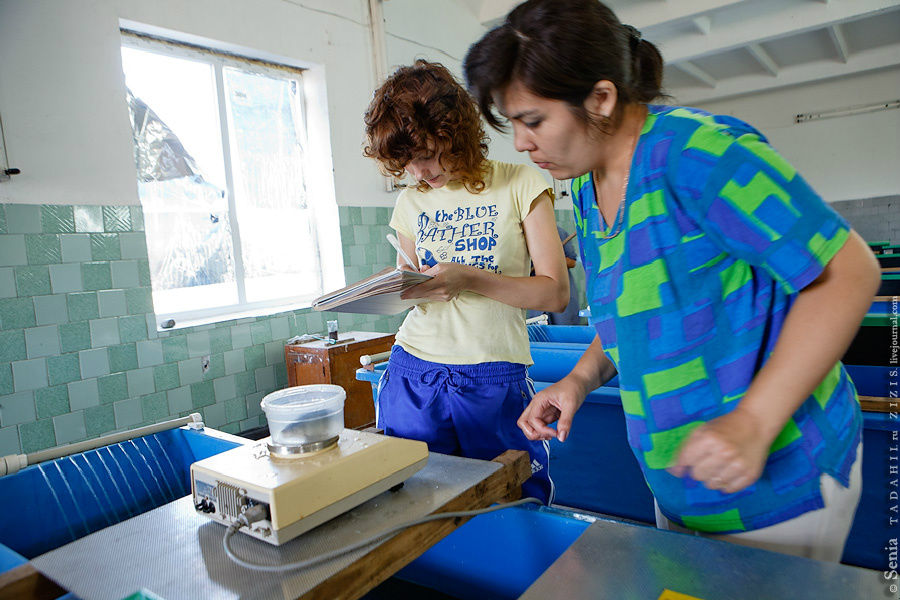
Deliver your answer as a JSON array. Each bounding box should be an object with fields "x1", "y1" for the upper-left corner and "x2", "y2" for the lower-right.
[{"x1": 464, "y1": 0, "x2": 900, "y2": 104}]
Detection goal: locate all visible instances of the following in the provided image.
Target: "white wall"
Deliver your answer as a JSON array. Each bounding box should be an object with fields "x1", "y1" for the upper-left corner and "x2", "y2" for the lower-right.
[
  {"x1": 692, "y1": 67, "x2": 900, "y2": 203},
  {"x1": 0, "y1": 0, "x2": 388, "y2": 209}
]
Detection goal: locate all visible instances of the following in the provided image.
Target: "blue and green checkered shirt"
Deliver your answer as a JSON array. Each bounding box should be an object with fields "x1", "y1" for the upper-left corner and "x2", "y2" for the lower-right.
[{"x1": 573, "y1": 105, "x2": 862, "y2": 533}]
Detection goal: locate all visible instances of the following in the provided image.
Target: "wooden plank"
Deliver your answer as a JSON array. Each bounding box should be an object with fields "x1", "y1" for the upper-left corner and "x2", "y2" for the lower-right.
[
  {"x1": 859, "y1": 395, "x2": 898, "y2": 413},
  {"x1": 300, "y1": 449, "x2": 531, "y2": 600},
  {"x1": 0, "y1": 564, "x2": 67, "y2": 600}
]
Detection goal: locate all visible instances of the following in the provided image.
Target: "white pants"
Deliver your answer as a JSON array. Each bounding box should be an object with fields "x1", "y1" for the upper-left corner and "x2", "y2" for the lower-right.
[{"x1": 655, "y1": 443, "x2": 863, "y2": 562}]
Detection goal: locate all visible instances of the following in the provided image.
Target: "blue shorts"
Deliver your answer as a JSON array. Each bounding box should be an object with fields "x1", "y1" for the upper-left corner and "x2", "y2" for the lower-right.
[{"x1": 376, "y1": 346, "x2": 554, "y2": 504}]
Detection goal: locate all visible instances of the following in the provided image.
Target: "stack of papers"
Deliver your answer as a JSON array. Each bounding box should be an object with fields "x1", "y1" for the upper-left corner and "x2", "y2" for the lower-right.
[{"x1": 312, "y1": 267, "x2": 432, "y2": 315}]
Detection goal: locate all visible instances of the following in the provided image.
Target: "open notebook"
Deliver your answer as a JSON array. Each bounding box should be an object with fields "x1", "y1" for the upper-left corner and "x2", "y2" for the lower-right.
[{"x1": 312, "y1": 267, "x2": 432, "y2": 314}]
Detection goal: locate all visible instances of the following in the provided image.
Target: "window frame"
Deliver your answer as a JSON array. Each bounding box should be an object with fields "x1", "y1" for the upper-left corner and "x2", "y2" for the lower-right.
[{"x1": 121, "y1": 31, "x2": 329, "y2": 330}]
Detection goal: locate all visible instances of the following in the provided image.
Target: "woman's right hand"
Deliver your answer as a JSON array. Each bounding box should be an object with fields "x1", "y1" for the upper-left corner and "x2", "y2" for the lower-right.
[{"x1": 518, "y1": 377, "x2": 586, "y2": 443}]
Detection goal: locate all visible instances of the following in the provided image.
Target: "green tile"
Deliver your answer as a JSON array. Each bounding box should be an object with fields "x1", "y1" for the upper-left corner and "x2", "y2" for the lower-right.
[
  {"x1": 124, "y1": 287, "x2": 153, "y2": 314},
  {"x1": 48, "y1": 353, "x2": 81, "y2": 386},
  {"x1": 231, "y1": 324, "x2": 252, "y2": 348},
  {"x1": 108, "y1": 343, "x2": 138, "y2": 372},
  {"x1": 0, "y1": 268, "x2": 15, "y2": 298},
  {"x1": 244, "y1": 345, "x2": 266, "y2": 370},
  {"x1": 213, "y1": 375, "x2": 236, "y2": 401},
  {"x1": 223, "y1": 349, "x2": 245, "y2": 375},
  {"x1": 114, "y1": 398, "x2": 143, "y2": 428},
  {"x1": 145, "y1": 314, "x2": 159, "y2": 339},
  {"x1": 347, "y1": 206, "x2": 362, "y2": 225},
  {"x1": 255, "y1": 365, "x2": 275, "y2": 392},
  {"x1": 130, "y1": 206, "x2": 144, "y2": 231},
  {"x1": 74, "y1": 206, "x2": 103, "y2": 233},
  {"x1": 0, "y1": 297, "x2": 35, "y2": 330},
  {"x1": 202, "y1": 354, "x2": 225, "y2": 381},
  {"x1": 178, "y1": 357, "x2": 203, "y2": 386},
  {"x1": 119, "y1": 232, "x2": 148, "y2": 259},
  {"x1": 41, "y1": 205, "x2": 75, "y2": 233},
  {"x1": 90, "y1": 233, "x2": 121, "y2": 261},
  {"x1": 161, "y1": 336, "x2": 188, "y2": 363},
  {"x1": 79, "y1": 348, "x2": 110, "y2": 379},
  {"x1": 361, "y1": 207, "x2": 378, "y2": 225},
  {"x1": 270, "y1": 316, "x2": 290, "y2": 340},
  {"x1": 264, "y1": 341, "x2": 284, "y2": 366},
  {"x1": 0, "y1": 390, "x2": 35, "y2": 426},
  {"x1": 98, "y1": 289, "x2": 127, "y2": 317},
  {"x1": 5, "y1": 205, "x2": 42, "y2": 233},
  {"x1": 25, "y1": 325, "x2": 60, "y2": 358},
  {"x1": 59, "y1": 234, "x2": 92, "y2": 263},
  {"x1": 12, "y1": 358, "x2": 47, "y2": 391},
  {"x1": 118, "y1": 314, "x2": 148, "y2": 344},
  {"x1": 203, "y1": 402, "x2": 225, "y2": 428},
  {"x1": 110, "y1": 260, "x2": 140, "y2": 289},
  {"x1": 224, "y1": 396, "x2": 247, "y2": 423},
  {"x1": 153, "y1": 363, "x2": 180, "y2": 391},
  {"x1": 97, "y1": 372, "x2": 128, "y2": 404},
  {"x1": 234, "y1": 371, "x2": 256, "y2": 397},
  {"x1": 0, "y1": 235, "x2": 27, "y2": 267},
  {"x1": 14, "y1": 265, "x2": 51, "y2": 296},
  {"x1": 25, "y1": 234, "x2": 62, "y2": 265},
  {"x1": 126, "y1": 368, "x2": 155, "y2": 397},
  {"x1": 35, "y1": 385, "x2": 70, "y2": 419},
  {"x1": 84, "y1": 404, "x2": 115, "y2": 437},
  {"x1": 250, "y1": 322, "x2": 272, "y2": 345},
  {"x1": 68, "y1": 378, "x2": 99, "y2": 410},
  {"x1": 90, "y1": 317, "x2": 120, "y2": 347},
  {"x1": 136, "y1": 339, "x2": 163, "y2": 367},
  {"x1": 137, "y1": 259, "x2": 151, "y2": 286},
  {"x1": 81, "y1": 262, "x2": 112, "y2": 291},
  {"x1": 49, "y1": 263, "x2": 83, "y2": 294},
  {"x1": 275, "y1": 362, "x2": 288, "y2": 388},
  {"x1": 0, "y1": 424, "x2": 19, "y2": 454},
  {"x1": 102, "y1": 206, "x2": 132, "y2": 232},
  {"x1": 208, "y1": 328, "x2": 232, "y2": 354},
  {"x1": 59, "y1": 321, "x2": 91, "y2": 353},
  {"x1": 0, "y1": 330, "x2": 26, "y2": 363},
  {"x1": 19, "y1": 419, "x2": 56, "y2": 453},
  {"x1": 0, "y1": 364, "x2": 12, "y2": 396},
  {"x1": 340, "y1": 224, "x2": 355, "y2": 245},
  {"x1": 190, "y1": 381, "x2": 215, "y2": 408},
  {"x1": 219, "y1": 422, "x2": 240, "y2": 435},
  {"x1": 53, "y1": 411, "x2": 87, "y2": 445},
  {"x1": 167, "y1": 387, "x2": 192, "y2": 414},
  {"x1": 141, "y1": 391, "x2": 169, "y2": 422},
  {"x1": 67, "y1": 292, "x2": 99, "y2": 322},
  {"x1": 186, "y1": 332, "x2": 210, "y2": 358},
  {"x1": 34, "y1": 294, "x2": 69, "y2": 325}
]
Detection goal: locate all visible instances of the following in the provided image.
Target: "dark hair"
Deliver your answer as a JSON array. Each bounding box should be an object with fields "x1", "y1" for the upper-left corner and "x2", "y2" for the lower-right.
[
  {"x1": 364, "y1": 60, "x2": 490, "y2": 193},
  {"x1": 463, "y1": 0, "x2": 665, "y2": 132}
]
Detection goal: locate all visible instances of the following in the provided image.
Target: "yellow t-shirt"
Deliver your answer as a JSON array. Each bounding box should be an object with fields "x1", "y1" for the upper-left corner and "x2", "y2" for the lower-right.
[{"x1": 389, "y1": 160, "x2": 552, "y2": 365}]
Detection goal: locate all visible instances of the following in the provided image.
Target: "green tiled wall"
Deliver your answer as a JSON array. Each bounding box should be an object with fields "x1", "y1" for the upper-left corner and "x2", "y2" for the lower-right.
[
  {"x1": 0, "y1": 203, "x2": 403, "y2": 455},
  {"x1": 0, "y1": 202, "x2": 585, "y2": 456}
]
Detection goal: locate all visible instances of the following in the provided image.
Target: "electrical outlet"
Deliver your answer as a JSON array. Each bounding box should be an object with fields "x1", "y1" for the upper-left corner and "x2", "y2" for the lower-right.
[{"x1": 201, "y1": 355, "x2": 210, "y2": 374}]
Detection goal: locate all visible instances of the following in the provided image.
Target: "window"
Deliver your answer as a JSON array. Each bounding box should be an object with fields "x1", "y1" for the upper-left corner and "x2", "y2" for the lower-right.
[{"x1": 121, "y1": 32, "x2": 335, "y2": 328}]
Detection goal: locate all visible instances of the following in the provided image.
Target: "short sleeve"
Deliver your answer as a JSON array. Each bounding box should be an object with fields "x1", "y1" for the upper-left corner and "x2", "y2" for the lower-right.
[
  {"x1": 670, "y1": 124, "x2": 850, "y2": 294},
  {"x1": 508, "y1": 163, "x2": 553, "y2": 223},
  {"x1": 388, "y1": 189, "x2": 416, "y2": 242}
]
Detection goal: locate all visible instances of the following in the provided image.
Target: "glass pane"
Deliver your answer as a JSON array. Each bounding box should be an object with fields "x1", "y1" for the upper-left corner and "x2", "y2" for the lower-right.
[
  {"x1": 223, "y1": 67, "x2": 321, "y2": 303},
  {"x1": 121, "y1": 46, "x2": 238, "y2": 315}
]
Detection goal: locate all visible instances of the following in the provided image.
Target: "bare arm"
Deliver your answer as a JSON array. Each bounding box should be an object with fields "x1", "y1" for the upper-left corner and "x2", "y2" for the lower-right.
[
  {"x1": 673, "y1": 230, "x2": 881, "y2": 492},
  {"x1": 401, "y1": 191, "x2": 569, "y2": 311},
  {"x1": 518, "y1": 335, "x2": 617, "y2": 442}
]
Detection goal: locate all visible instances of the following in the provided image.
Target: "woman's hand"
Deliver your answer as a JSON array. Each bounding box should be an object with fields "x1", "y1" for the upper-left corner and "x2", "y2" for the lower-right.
[
  {"x1": 669, "y1": 407, "x2": 770, "y2": 494},
  {"x1": 518, "y1": 376, "x2": 586, "y2": 443},
  {"x1": 401, "y1": 262, "x2": 472, "y2": 302}
]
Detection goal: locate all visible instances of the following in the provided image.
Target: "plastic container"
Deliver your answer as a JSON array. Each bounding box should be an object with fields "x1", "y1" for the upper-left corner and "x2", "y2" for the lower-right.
[{"x1": 260, "y1": 384, "x2": 345, "y2": 448}]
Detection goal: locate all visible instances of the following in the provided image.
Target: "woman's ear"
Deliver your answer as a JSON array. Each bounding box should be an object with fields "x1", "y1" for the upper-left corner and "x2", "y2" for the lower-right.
[{"x1": 584, "y1": 80, "x2": 618, "y2": 120}]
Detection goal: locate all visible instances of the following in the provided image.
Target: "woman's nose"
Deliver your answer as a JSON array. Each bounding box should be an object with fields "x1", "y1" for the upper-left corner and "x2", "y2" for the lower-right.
[{"x1": 513, "y1": 127, "x2": 535, "y2": 152}]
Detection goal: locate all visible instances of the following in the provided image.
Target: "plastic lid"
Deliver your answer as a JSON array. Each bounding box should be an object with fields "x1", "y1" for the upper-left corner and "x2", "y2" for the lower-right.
[{"x1": 260, "y1": 384, "x2": 345, "y2": 417}]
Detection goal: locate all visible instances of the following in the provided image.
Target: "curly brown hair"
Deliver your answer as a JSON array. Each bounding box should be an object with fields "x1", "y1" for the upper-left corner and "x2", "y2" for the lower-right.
[{"x1": 364, "y1": 60, "x2": 490, "y2": 193}]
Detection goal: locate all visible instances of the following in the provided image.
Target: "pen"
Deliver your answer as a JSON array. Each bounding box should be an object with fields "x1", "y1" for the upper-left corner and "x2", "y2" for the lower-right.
[{"x1": 386, "y1": 233, "x2": 418, "y2": 270}]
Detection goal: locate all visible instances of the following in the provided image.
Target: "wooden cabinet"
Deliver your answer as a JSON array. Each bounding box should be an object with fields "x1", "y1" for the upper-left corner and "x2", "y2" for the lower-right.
[{"x1": 284, "y1": 331, "x2": 395, "y2": 429}]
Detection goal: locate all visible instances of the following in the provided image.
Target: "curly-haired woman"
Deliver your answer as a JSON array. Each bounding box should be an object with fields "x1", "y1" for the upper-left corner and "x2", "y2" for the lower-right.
[{"x1": 363, "y1": 60, "x2": 569, "y2": 503}]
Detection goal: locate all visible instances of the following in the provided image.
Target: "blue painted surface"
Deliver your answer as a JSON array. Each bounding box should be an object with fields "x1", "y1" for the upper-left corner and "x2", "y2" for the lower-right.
[{"x1": 0, "y1": 428, "x2": 240, "y2": 560}]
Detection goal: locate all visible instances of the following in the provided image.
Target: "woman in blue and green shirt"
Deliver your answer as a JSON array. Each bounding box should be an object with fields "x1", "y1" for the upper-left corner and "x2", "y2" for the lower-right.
[{"x1": 464, "y1": 0, "x2": 881, "y2": 561}]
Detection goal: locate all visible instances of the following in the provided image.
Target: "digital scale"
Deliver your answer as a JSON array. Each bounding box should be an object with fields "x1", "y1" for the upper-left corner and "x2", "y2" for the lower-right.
[{"x1": 190, "y1": 429, "x2": 429, "y2": 545}]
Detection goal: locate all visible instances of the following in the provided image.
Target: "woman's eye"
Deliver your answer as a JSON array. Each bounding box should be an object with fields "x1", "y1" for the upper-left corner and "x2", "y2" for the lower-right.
[{"x1": 525, "y1": 120, "x2": 542, "y2": 129}]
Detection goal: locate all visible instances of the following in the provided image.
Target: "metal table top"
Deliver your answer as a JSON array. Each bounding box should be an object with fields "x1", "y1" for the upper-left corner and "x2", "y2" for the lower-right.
[
  {"x1": 32, "y1": 452, "x2": 500, "y2": 600},
  {"x1": 519, "y1": 518, "x2": 886, "y2": 600}
]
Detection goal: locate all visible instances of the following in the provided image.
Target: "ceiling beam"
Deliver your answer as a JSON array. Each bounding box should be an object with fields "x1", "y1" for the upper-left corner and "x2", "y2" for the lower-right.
[
  {"x1": 672, "y1": 43, "x2": 900, "y2": 104},
  {"x1": 676, "y1": 61, "x2": 718, "y2": 88},
  {"x1": 747, "y1": 44, "x2": 780, "y2": 76},
  {"x1": 827, "y1": 24, "x2": 850, "y2": 63},
  {"x1": 692, "y1": 16, "x2": 712, "y2": 36},
  {"x1": 660, "y1": 0, "x2": 898, "y2": 64}
]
